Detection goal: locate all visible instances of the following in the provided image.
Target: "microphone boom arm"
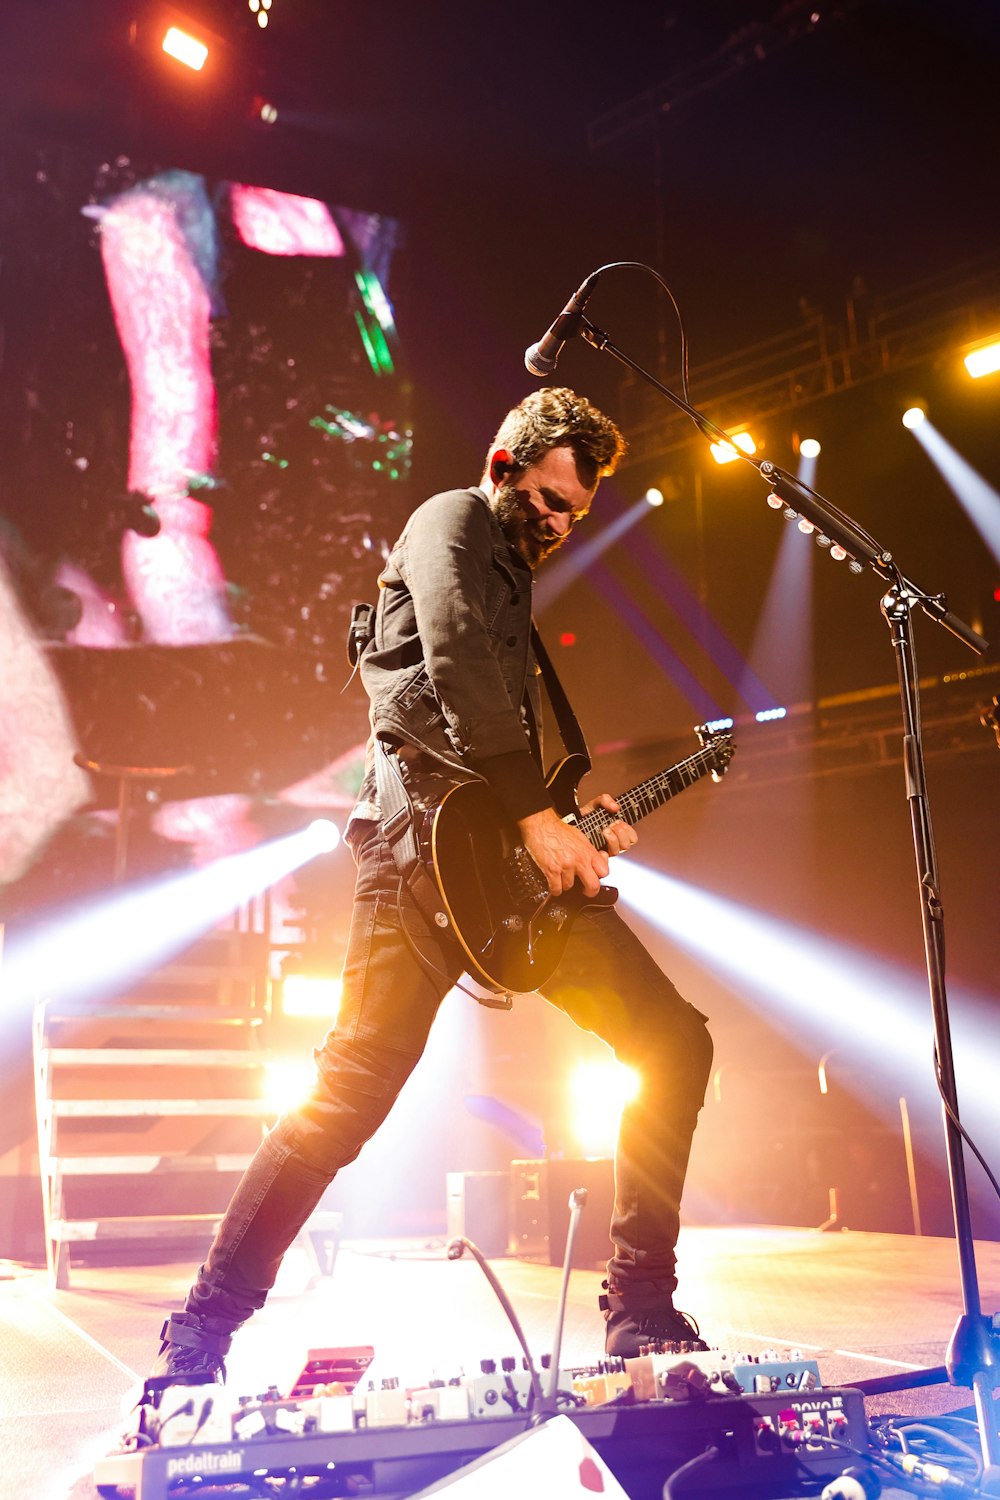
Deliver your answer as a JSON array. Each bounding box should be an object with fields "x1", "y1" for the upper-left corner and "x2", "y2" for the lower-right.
[{"x1": 577, "y1": 316, "x2": 988, "y2": 655}]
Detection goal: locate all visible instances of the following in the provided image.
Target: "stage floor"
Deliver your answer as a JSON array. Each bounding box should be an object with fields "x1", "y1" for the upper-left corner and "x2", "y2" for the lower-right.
[{"x1": 3, "y1": 1224, "x2": 998, "y2": 1499}]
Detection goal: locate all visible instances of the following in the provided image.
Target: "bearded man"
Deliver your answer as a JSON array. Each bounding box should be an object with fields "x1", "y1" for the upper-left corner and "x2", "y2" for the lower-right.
[{"x1": 148, "y1": 387, "x2": 713, "y2": 1389}]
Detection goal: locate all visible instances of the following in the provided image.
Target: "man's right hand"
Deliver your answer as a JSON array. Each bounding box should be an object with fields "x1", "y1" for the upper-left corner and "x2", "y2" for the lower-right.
[{"x1": 516, "y1": 806, "x2": 609, "y2": 898}]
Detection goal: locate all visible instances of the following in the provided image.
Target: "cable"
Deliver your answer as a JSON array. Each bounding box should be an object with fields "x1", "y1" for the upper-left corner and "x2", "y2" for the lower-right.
[
  {"x1": 662, "y1": 1444, "x2": 719, "y2": 1500},
  {"x1": 190, "y1": 1393, "x2": 216, "y2": 1443},
  {"x1": 576, "y1": 260, "x2": 693, "y2": 407},
  {"x1": 811, "y1": 1431, "x2": 981, "y2": 1497},
  {"x1": 445, "y1": 1236, "x2": 545, "y2": 1411},
  {"x1": 881, "y1": 1416, "x2": 983, "y2": 1484},
  {"x1": 934, "y1": 1058, "x2": 1000, "y2": 1207},
  {"x1": 896, "y1": 1422, "x2": 982, "y2": 1473},
  {"x1": 155, "y1": 1396, "x2": 195, "y2": 1436},
  {"x1": 547, "y1": 1188, "x2": 587, "y2": 1408}
]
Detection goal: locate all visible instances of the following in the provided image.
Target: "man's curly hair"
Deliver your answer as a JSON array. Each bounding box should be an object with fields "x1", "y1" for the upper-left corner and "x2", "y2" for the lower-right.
[{"x1": 488, "y1": 387, "x2": 626, "y2": 487}]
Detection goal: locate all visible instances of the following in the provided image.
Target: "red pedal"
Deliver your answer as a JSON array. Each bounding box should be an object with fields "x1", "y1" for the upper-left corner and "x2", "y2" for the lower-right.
[{"x1": 285, "y1": 1345, "x2": 375, "y2": 1398}]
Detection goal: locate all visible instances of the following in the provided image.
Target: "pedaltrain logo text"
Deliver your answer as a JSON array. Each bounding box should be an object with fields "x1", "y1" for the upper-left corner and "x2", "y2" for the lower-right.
[{"x1": 165, "y1": 1449, "x2": 244, "y2": 1479}]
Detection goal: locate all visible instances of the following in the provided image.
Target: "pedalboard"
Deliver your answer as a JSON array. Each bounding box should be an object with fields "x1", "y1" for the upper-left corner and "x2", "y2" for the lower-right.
[{"x1": 99, "y1": 1345, "x2": 871, "y2": 1500}]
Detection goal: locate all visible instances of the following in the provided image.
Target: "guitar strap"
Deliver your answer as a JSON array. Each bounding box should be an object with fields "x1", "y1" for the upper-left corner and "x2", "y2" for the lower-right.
[{"x1": 529, "y1": 623, "x2": 591, "y2": 768}]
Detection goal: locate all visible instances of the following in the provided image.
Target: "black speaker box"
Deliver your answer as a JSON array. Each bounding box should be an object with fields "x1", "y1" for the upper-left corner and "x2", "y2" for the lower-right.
[{"x1": 510, "y1": 1157, "x2": 614, "y2": 1267}]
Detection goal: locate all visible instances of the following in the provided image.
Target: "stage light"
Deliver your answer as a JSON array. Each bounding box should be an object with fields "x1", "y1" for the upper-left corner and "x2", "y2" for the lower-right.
[
  {"x1": 307, "y1": 818, "x2": 341, "y2": 852},
  {"x1": 963, "y1": 337, "x2": 1000, "y2": 379},
  {"x1": 644, "y1": 487, "x2": 665, "y2": 506},
  {"x1": 902, "y1": 406, "x2": 926, "y2": 429},
  {"x1": 704, "y1": 716, "x2": 735, "y2": 731},
  {"x1": 263, "y1": 1057, "x2": 317, "y2": 1114},
  {"x1": 281, "y1": 972, "x2": 342, "y2": 1020},
  {"x1": 710, "y1": 430, "x2": 756, "y2": 465},
  {"x1": 799, "y1": 438, "x2": 822, "y2": 459},
  {"x1": 754, "y1": 706, "x2": 787, "y2": 721},
  {"x1": 570, "y1": 1059, "x2": 640, "y2": 1155},
  {"x1": 162, "y1": 26, "x2": 209, "y2": 71}
]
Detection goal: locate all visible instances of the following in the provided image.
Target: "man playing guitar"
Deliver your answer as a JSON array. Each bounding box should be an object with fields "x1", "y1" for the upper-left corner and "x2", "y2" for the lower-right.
[{"x1": 147, "y1": 387, "x2": 716, "y2": 1389}]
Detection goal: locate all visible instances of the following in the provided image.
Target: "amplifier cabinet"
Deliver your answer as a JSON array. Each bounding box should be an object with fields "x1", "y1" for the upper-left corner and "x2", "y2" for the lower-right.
[{"x1": 510, "y1": 1157, "x2": 614, "y2": 1267}]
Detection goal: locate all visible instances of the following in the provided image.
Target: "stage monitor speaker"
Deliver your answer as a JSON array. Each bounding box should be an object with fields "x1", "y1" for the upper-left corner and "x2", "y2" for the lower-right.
[
  {"x1": 510, "y1": 1157, "x2": 613, "y2": 1267},
  {"x1": 445, "y1": 1171, "x2": 510, "y2": 1257}
]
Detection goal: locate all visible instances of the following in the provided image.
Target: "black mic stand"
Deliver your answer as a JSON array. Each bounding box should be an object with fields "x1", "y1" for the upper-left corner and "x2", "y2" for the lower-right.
[{"x1": 573, "y1": 314, "x2": 1000, "y2": 1485}]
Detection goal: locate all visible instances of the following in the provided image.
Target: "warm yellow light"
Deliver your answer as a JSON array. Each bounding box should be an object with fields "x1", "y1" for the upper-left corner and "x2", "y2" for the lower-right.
[
  {"x1": 964, "y1": 339, "x2": 1000, "y2": 379},
  {"x1": 644, "y1": 487, "x2": 665, "y2": 507},
  {"x1": 570, "y1": 1059, "x2": 640, "y2": 1154},
  {"x1": 799, "y1": 437, "x2": 822, "y2": 459},
  {"x1": 263, "y1": 1057, "x2": 317, "y2": 1114},
  {"x1": 710, "y1": 430, "x2": 756, "y2": 465},
  {"x1": 162, "y1": 26, "x2": 208, "y2": 71},
  {"x1": 282, "y1": 973, "x2": 342, "y2": 1019}
]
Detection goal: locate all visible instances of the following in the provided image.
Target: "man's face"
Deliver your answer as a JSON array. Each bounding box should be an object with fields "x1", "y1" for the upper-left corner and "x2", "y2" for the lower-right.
[{"x1": 491, "y1": 445, "x2": 597, "y2": 569}]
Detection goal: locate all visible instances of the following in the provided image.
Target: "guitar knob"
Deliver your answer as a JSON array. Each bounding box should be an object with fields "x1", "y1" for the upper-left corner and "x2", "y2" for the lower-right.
[
  {"x1": 502, "y1": 915, "x2": 524, "y2": 932},
  {"x1": 547, "y1": 906, "x2": 568, "y2": 926}
]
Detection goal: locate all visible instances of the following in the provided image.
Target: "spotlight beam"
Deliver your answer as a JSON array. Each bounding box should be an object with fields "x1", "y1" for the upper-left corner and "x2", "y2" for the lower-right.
[
  {"x1": 907, "y1": 418, "x2": 1000, "y2": 569},
  {"x1": 533, "y1": 490, "x2": 655, "y2": 611},
  {"x1": 613, "y1": 861, "x2": 997, "y2": 1127},
  {"x1": 2, "y1": 821, "x2": 339, "y2": 1013}
]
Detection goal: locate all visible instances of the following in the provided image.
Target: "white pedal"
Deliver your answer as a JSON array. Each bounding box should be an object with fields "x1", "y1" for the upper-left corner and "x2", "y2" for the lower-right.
[
  {"x1": 409, "y1": 1382, "x2": 472, "y2": 1422},
  {"x1": 152, "y1": 1385, "x2": 236, "y2": 1447}
]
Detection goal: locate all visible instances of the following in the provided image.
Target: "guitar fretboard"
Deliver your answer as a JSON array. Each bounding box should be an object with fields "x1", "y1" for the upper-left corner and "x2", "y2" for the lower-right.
[{"x1": 576, "y1": 742, "x2": 728, "y2": 849}]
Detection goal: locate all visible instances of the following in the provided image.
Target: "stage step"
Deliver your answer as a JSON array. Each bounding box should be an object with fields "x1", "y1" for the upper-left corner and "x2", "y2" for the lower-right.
[
  {"x1": 33, "y1": 917, "x2": 274, "y2": 1287},
  {"x1": 53, "y1": 1213, "x2": 224, "y2": 1243},
  {"x1": 56, "y1": 1154, "x2": 255, "y2": 1175},
  {"x1": 44, "y1": 1047, "x2": 267, "y2": 1067},
  {"x1": 48, "y1": 1098, "x2": 275, "y2": 1118}
]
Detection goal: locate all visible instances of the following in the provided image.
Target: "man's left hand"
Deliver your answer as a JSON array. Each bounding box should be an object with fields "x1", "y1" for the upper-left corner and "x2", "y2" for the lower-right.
[{"x1": 579, "y1": 794, "x2": 638, "y2": 857}]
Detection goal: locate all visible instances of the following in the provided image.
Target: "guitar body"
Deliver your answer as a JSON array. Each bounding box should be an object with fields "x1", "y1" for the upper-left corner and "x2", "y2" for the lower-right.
[
  {"x1": 417, "y1": 727, "x2": 735, "y2": 996},
  {"x1": 424, "y1": 756, "x2": 615, "y2": 995}
]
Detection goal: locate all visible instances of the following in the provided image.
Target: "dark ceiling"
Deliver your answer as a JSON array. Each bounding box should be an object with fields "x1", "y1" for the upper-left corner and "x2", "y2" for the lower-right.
[{"x1": 2, "y1": 0, "x2": 999, "y2": 743}]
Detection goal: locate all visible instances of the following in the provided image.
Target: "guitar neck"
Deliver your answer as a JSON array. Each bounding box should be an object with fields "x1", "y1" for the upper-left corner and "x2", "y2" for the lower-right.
[{"x1": 577, "y1": 745, "x2": 722, "y2": 848}]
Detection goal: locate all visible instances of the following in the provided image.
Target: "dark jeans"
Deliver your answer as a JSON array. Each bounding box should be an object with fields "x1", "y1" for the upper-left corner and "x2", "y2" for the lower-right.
[{"x1": 186, "y1": 821, "x2": 713, "y2": 1332}]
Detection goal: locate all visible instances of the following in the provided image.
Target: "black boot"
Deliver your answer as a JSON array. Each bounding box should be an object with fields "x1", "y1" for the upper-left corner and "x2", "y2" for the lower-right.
[
  {"x1": 144, "y1": 1313, "x2": 232, "y2": 1393},
  {"x1": 600, "y1": 1280, "x2": 707, "y2": 1358}
]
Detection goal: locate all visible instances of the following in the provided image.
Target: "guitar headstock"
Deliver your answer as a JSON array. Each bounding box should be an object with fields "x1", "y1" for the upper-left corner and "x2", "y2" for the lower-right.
[{"x1": 694, "y1": 722, "x2": 736, "y2": 781}]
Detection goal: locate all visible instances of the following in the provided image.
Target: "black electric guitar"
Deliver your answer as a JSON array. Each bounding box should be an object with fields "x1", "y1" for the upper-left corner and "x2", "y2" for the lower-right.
[{"x1": 415, "y1": 725, "x2": 735, "y2": 995}]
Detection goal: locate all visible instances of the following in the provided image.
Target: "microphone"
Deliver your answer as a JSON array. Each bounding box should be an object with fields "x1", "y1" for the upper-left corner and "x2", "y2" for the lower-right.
[{"x1": 524, "y1": 271, "x2": 602, "y2": 377}]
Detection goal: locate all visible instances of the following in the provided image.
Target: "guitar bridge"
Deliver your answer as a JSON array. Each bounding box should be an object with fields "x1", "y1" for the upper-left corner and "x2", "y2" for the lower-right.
[{"x1": 505, "y1": 845, "x2": 550, "y2": 910}]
